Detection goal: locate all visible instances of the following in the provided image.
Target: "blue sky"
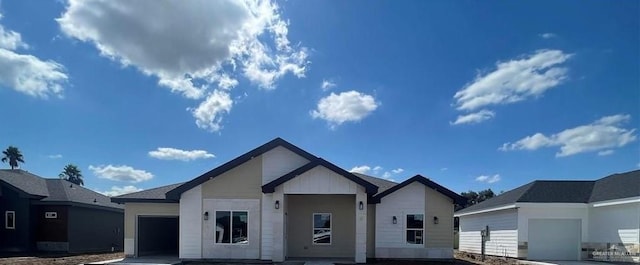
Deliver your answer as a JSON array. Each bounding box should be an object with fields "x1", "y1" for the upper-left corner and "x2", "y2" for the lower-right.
[{"x1": 0, "y1": 0, "x2": 638, "y2": 196}]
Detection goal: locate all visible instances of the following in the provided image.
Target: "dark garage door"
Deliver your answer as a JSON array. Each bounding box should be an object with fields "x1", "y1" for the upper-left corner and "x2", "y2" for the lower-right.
[{"x1": 138, "y1": 216, "x2": 178, "y2": 256}]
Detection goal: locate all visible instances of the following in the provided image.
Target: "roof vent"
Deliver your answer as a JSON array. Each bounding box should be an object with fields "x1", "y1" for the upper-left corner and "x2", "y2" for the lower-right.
[{"x1": 93, "y1": 198, "x2": 97, "y2": 203}]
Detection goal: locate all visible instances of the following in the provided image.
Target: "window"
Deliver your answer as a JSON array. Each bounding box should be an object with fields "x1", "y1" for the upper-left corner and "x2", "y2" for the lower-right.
[
  {"x1": 215, "y1": 211, "x2": 248, "y2": 244},
  {"x1": 406, "y1": 214, "x2": 423, "y2": 244},
  {"x1": 313, "y1": 213, "x2": 331, "y2": 245},
  {"x1": 5, "y1": 211, "x2": 15, "y2": 229}
]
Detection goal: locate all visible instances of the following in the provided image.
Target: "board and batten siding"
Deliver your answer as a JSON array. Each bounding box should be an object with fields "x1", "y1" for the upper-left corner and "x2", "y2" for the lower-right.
[
  {"x1": 424, "y1": 186, "x2": 455, "y2": 258},
  {"x1": 123, "y1": 203, "x2": 179, "y2": 256},
  {"x1": 282, "y1": 166, "x2": 360, "y2": 194},
  {"x1": 179, "y1": 185, "x2": 202, "y2": 259},
  {"x1": 375, "y1": 182, "x2": 426, "y2": 258},
  {"x1": 261, "y1": 146, "x2": 309, "y2": 184},
  {"x1": 201, "y1": 155, "x2": 262, "y2": 199},
  {"x1": 589, "y1": 202, "x2": 640, "y2": 245},
  {"x1": 458, "y1": 208, "x2": 518, "y2": 258}
]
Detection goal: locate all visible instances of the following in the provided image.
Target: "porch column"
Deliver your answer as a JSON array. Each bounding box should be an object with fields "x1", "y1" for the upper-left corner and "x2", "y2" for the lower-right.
[{"x1": 355, "y1": 187, "x2": 367, "y2": 263}]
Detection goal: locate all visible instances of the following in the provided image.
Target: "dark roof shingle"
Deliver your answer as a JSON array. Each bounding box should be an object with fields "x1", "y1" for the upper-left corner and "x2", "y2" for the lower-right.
[
  {"x1": 0, "y1": 169, "x2": 49, "y2": 197},
  {"x1": 111, "y1": 182, "x2": 184, "y2": 203}
]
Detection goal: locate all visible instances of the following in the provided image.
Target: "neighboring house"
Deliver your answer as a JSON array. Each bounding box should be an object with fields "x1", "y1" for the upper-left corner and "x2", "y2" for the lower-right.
[
  {"x1": 455, "y1": 170, "x2": 640, "y2": 263},
  {"x1": 112, "y1": 137, "x2": 464, "y2": 262},
  {"x1": 0, "y1": 169, "x2": 124, "y2": 253}
]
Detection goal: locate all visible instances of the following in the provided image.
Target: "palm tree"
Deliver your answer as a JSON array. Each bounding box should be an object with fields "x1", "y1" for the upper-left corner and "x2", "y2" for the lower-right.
[
  {"x1": 59, "y1": 164, "x2": 84, "y2": 186},
  {"x1": 2, "y1": 146, "x2": 25, "y2": 170}
]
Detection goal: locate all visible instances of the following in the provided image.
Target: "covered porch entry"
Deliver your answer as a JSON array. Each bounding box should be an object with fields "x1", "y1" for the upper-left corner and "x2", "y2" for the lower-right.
[
  {"x1": 286, "y1": 194, "x2": 355, "y2": 259},
  {"x1": 262, "y1": 159, "x2": 377, "y2": 263}
]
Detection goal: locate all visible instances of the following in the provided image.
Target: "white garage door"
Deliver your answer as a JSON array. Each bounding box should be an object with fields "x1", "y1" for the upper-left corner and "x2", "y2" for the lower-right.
[{"x1": 528, "y1": 219, "x2": 581, "y2": 260}]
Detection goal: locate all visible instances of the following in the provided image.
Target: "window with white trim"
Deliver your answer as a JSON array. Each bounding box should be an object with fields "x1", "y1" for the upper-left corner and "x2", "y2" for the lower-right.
[
  {"x1": 215, "y1": 211, "x2": 248, "y2": 244},
  {"x1": 313, "y1": 213, "x2": 331, "y2": 245},
  {"x1": 5, "y1": 211, "x2": 15, "y2": 229},
  {"x1": 406, "y1": 214, "x2": 423, "y2": 244}
]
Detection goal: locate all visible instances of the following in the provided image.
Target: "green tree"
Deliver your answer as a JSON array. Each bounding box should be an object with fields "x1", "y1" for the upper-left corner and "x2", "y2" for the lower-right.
[
  {"x1": 459, "y1": 189, "x2": 495, "y2": 209},
  {"x1": 59, "y1": 164, "x2": 84, "y2": 186},
  {"x1": 2, "y1": 146, "x2": 25, "y2": 170}
]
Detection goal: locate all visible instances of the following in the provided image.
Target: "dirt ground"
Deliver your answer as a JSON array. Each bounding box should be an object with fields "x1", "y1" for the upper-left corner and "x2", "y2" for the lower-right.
[{"x1": 0, "y1": 252, "x2": 124, "y2": 265}]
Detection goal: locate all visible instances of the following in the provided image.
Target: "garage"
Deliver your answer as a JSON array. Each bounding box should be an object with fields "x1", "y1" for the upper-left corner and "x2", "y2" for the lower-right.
[
  {"x1": 137, "y1": 216, "x2": 179, "y2": 256},
  {"x1": 528, "y1": 219, "x2": 581, "y2": 260}
]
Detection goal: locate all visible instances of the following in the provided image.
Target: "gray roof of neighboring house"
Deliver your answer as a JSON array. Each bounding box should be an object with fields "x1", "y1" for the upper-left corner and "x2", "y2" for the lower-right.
[
  {"x1": 41, "y1": 179, "x2": 123, "y2": 210},
  {"x1": 111, "y1": 182, "x2": 184, "y2": 203},
  {"x1": 456, "y1": 169, "x2": 640, "y2": 215},
  {"x1": 0, "y1": 169, "x2": 122, "y2": 210},
  {"x1": 353, "y1": 173, "x2": 397, "y2": 196},
  {"x1": 0, "y1": 169, "x2": 49, "y2": 197}
]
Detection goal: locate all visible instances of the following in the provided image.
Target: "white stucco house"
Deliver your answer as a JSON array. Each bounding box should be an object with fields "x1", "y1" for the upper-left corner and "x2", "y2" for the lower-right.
[
  {"x1": 112, "y1": 138, "x2": 465, "y2": 263},
  {"x1": 455, "y1": 170, "x2": 640, "y2": 263}
]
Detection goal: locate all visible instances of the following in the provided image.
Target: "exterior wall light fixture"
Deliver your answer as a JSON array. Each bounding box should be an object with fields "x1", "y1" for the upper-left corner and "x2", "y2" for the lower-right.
[
  {"x1": 392, "y1": 216, "x2": 397, "y2": 224},
  {"x1": 359, "y1": 201, "x2": 364, "y2": 210},
  {"x1": 433, "y1": 216, "x2": 439, "y2": 224},
  {"x1": 204, "y1": 211, "x2": 209, "y2": 221},
  {"x1": 275, "y1": 200, "x2": 280, "y2": 209}
]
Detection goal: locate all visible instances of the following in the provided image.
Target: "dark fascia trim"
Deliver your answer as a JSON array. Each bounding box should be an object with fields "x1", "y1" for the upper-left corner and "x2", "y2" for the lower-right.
[
  {"x1": 110, "y1": 198, "x2": 178, "y2": 204},
  {"x1": 372, "y1": 175, "x2": 465, "y2": 205},
  {"x1": 262, "y1": 158, "x2": 379, "y2": 195},
  {"x1": 166, "y1": 138, "x2": 318, "y2": 200},
  {"x1": 32, "y1": 201, "x2": 124, "y2": 213}
]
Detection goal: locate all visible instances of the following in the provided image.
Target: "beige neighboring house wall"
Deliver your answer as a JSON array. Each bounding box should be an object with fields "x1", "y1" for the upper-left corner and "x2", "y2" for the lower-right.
[
  {"x1": 425, "y1": 186, "x2": 454, "y2": 248},
  {"x1": 286, "y1": 194, "x2": 356, "y2": 258},
  {"x1": 123, "y1": 203, "x2": 179, "y2": 256},
  {"x1": 201, "y1": 156, "x2": 262, "y2": 199}
]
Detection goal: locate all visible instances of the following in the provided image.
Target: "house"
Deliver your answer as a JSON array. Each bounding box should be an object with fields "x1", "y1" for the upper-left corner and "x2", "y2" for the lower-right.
[
  {"x1": 112, "y1": 137, "x2": 465, "y2": 262},
  {"x1": 455, "y1": 170, "x2": 640, "y2": 263},
  {"x1": 0, "y1": 169, "x2": 124, "y2": 253}
]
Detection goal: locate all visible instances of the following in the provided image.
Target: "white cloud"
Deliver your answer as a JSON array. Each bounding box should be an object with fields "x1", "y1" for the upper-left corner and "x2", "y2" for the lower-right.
[
  {"x1": 500, "y1": 114, "x2": 637, "y2": 157},
  {"x1": 89, "y1": 164, "x2": 154, "y2": 183},
  {"x1": 57, "y1": 0, "x2": 308, "y2": 98},
  {"x1": 597, "y1": 150, "x2": 614, "y2": 156},
  {"x1": 452, "y1": 49, "x2": 571, "y2": 124},
  {"x1": 311, "y1": 90, "x2": 379, "y2": 128},
  {"x1": 99, "y1": 185, "x2": 143, "y2": 197},
  {"x1": 47, "y1": 154, "x2": 63, "y2": 159},
  {"x1": 540, "y1": 33, "x2": 557, "y2": 39},
  {"x1": 451, "y1": 110, "x2": 495, "y2": 125},
  {"x1": 0, "y1": 12, "x2": 67, "y2": 98},
  {"x1": 321, "y1": 79, "x2": 336, "y2": 91},
  {"x1": 440, "y1": 167, "x2": 448, "y2": 171},
  {"x1": 475, "y1": 174, "x2": 501, "y2": 184},
  {"x1": 149, "y1": 147, "x2": 215, "y2": 161},
  {"x1": 350, "y1": 165, "x2": 402, "y2": 182},
  {"x1": 349, "y1": 165, "x2": 372, "y2": 174},
  {"x1": 190, "y1": 90, "x2": 234, "y2": 132}
]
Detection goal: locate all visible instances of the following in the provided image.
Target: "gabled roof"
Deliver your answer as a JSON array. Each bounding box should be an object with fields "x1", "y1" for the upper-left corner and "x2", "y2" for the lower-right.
[
  {"x1": 39, "y1": 179, "x2": 123, "y2": 211},
  {"x1": 372, "y1": 175, "x2": 466, "y2": 205},
  {"x1": 455, "y1": 169, "x2": 640, "y2": 215},
  {"x1": 166, "y1": 138, "x2": 317, "y2": 200},
  {"x1": 111, "y1": 182, "x2": 184, "y2": 203},
  {"x1": 261, "y1": 158, "x2": 379, "y2": 195},
  {"x1": 0, "y1": 169, "x2": 49, "y2": 198},
  {"x1": 590, "y1": 170, "x2": 640, "y2": 202}
]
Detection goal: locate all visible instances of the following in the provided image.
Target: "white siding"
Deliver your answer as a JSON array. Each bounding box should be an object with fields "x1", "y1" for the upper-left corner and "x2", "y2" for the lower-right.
[
  {"x1": 355, "y1": 187, "x2": 367, "y2": 263},
  {"x1": 282, "y1": 166, "x2": 359, "y2": 194},
  {"x1": 458, "y1": 209, "x2": 518, "y2": 258},
  {"x1": 517, "y1": 204, "x2": 589, "y2": 243},
  {"x1": 179, "y1": 186, "x2": 202, "y2": 259},
  {"x1": 589, "y1": 202, "x2": 640, "y2": 244},
  {"x1": 262, "y1": 146, "x2": 309, "y2": 184},
  {"x1": 271, "y1": 187, "x2": 285, "y2": 262},
  {"x1": 202, "y1": 199, "x2": 261, "y2": 259},
  {"x1": 261, "y1": 193, "x2": 274, "y2": 260},
  {"x1": 375, "y1": 182, "x2": 425, "y2": 258}
]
